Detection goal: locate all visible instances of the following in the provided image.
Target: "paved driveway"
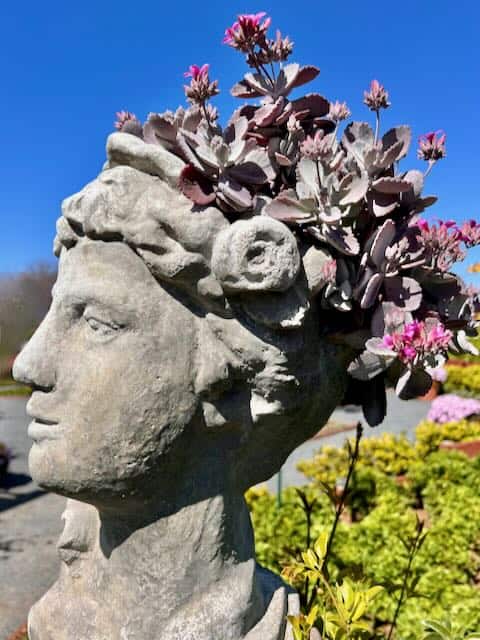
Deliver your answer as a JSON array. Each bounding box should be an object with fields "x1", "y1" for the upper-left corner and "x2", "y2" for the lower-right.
[{"x1": 0, "y1": 398, "x2": 65, "y2": 639}]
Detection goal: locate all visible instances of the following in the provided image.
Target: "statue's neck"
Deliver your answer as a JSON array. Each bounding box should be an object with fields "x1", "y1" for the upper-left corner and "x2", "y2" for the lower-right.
[
  {"x1": 95, "y1": 492, "x2": 259, "y2": 619},
  {"x1": 33, "y1": 492, "x2": 292, "y2": 640}
]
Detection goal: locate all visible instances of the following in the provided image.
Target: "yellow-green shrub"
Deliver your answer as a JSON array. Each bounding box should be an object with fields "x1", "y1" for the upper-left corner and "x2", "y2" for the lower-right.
[
  {"x1": 416, "y1": 419, "x2": 480, "y2": 457},
  {"x1": 297, "y1": 432, "x2": 417, "y2": 484},
  {"x1": 444, "y1": 364, "x2": 480, "y2": 397}
]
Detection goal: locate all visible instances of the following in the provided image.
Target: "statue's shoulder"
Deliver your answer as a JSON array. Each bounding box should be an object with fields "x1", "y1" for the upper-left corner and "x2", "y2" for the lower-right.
[{"x1": 245, "y1": 564, "x2": 300, "y2": 640}]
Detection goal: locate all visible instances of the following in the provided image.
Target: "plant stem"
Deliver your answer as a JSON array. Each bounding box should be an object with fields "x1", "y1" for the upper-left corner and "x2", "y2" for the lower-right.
[
  {"x1": 259, "y1": 62, "x2": 275, "y2": 87},
  {"x1": 321, "y1": 423, "x2": 363, "y2": 574},
  {"x1": 270, "y1": 62, "x2": 276, "y2": 82},
  {"x1": 386, "y1": 523, "x2": 424, "y2": 640},
  {"x1": 424, "y1": 160, "x2": 435, "y2": 178},
  {"x1": 374, "y1": 109, "x2": 380, "y2": 144},
  {"x1": 201, "y1": 102, "x2": 215, "y2": 136},
  {"x1": 306, "y1": 423, "x2": 363, "y2": 611}
]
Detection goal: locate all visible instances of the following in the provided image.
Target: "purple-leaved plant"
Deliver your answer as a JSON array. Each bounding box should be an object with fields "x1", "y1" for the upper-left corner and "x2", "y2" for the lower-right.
[{"x1": 114, "y1": 11, "x2": 479, "y2": 426}]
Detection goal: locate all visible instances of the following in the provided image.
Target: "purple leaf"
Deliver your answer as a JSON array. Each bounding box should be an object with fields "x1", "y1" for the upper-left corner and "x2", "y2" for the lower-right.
[
  {"x1": 227, "y1": 162, "x2": 267, "y2": 185},
  {"x1": 370, "y1": 219, "x2": 396, "y2": 268},
  {"x1": 362, "y1": 376, "x2": 387, "y2": 426},
  {"x1": 369, "y1": 191, "x2": 398, "y2": 217},
  {"x1": 361, "y1": 272, "x2": 384, "y2": 308},
  {"x1": 382, "y1": 125, "x2": 411, "y2": 160},
  {"x1": 264, "y1": 193, "x2": 313, "y2": 223},
  {"x1": 231, "y1": 78, "x2": 265, "y2": 99},
  {"x1": 323, "y1": 225, "x2": 360, "y2": 256},
  {"x1": 373, "y1": 177, "x2": 413, "y2": 194},
  {"x1": 348, "y1": 349, "x2": 391, "y2": 381},
  {"x1": 402, "y1": 170, "x2": 424, "y2": 198},
  {"x1": 245, "y1": 147, "x2": 276, "y2": 181},
  {"x1": 274, "y1": 152, "x2": 292, "y2": 167},
  {"x1": 143, "y1": 114, "x2": 177, "y2": 147},
  {"x1": 290, "y1": 93, "x2": 329, "y2": 118},
  {"x1": 415, "y1": 196, "x2": 438, "y2": 213},
  {"x1": 366, "y1": 337, "x2": 396, "y2": 358},
  {"x1": 296, "y1": 157, "x2": 320, "y2": 197},
  {"x1": 179, "y1": 165, "x2": 215, "y2": 206},
  {"x1": 342, "y1": 122, "x2": 374, "y2": 165},
  {"x1": 396, "y1": 368, "x2": 432, "y2": 400},
  {"x1": 339, "y1": 173, "x2": 369, "y2": 205},
  {"x1": 378, "y1": 140, "x2": 405, "y2": 168},
  {"x1": 252, "y1": 98, "x2": 285, "y2": 127},
  {"x1": 217, "y1": 178, "x2": 253, "y2": 211},
  {"x1": 384, "y1": 276, "x2": 422, "y2": 311},
  {"x1": 290, "y1": 65, "x2": 320, "y2": 89}
]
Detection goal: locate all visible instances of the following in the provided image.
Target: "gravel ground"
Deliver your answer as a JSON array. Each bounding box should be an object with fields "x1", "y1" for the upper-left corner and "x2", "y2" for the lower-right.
[{"x1": 0, "y1": 393, "x2": 430, "y2": 638}]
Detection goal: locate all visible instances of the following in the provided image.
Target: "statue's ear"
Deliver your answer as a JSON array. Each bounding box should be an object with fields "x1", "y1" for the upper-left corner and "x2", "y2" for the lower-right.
[
  {"x1": 105, "y1": 132, "x2": 184, "y2": 189},
  {"x1": 211, "y1": 216, "x2": 300, "y2": 294},
  {"x1": 211, "y1": 216, "x2": 309, "y2": 330}
]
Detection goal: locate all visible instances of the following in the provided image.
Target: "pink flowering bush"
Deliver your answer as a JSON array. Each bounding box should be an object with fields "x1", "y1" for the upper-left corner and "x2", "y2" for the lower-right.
[
  {"x1": 427, "y1": 394, "x2": 480, "y2": 424},
  {"x1": 114, "y1": 12, "x2": 479, "y2": 425}
]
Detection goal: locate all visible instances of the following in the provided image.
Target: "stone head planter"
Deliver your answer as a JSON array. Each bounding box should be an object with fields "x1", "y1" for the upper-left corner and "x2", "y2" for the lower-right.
[{"x1": 13, "y1": 133, "x2": 349, "y2": 640}]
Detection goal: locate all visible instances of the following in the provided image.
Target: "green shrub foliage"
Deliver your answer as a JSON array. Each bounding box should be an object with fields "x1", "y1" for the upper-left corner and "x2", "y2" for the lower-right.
[{"x1": 247, "y1": 423, "x2": 480, "y2": 639}]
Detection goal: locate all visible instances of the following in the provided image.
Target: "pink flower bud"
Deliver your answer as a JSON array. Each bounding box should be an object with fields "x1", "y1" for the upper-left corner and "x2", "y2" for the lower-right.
[
  {"x1": 363, "y1": 79, "x2": 390, "y2": 111},
  {"x1": 417, "y1": 130, "x2": 446, "y2": 161}
]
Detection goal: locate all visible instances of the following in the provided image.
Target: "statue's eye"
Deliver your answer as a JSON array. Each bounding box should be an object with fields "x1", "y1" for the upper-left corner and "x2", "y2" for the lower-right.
[{"x1": 85, "y1": 316, "x2": 121, "y2": 341}]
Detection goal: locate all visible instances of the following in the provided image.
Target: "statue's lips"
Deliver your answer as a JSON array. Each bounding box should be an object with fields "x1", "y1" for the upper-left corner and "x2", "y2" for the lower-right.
[{"x1": 28, "y1": 419, "x2": 62, "y2": 442}]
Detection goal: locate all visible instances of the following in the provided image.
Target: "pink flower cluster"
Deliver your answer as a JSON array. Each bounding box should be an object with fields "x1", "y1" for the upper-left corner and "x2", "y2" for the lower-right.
[
  {"x1": 460, "y1": 220, "x2": 480, "y2": 248},
  {"x1": 363, "y1": 79, "x2": 390, "y2": 111},
  {"x1": 114, "y1": 110, "x2": 137, "y2": 130},
  {"x1": 427, "y1": 394, "x2": 480, "y2": 424},
  {"x1": 416, "y1": 219, "x2": 467, "y2": 272},
  {"x1": 328, "y1": 101, "x2": 351, "y2": 122},
  {"x1": 322, "y1": 259, "x2": 337, "y2": 285},
  {"x1": 417, "y1": 130, "x2": 446, "y2": 162},
  {"x1": 223, "y1": 12, "x2": 271, "y2": 52},
  {"x1": 300, "y1": 130, "x2": 333, "y2": 161},
  {"x1": 223, "y1": 13, "x2": 293, "y2": 69},
  {"x1": 183, "y1": 64, "x2": 219, "y2": 105},
  {"x1": 381, "y1": 320, "x2": 452, "y2": 365}
]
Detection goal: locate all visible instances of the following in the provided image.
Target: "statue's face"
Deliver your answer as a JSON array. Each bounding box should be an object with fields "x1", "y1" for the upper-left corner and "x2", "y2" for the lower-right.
[{"x1": 13, "y1": 239, "x2": 199, "y2": 501}]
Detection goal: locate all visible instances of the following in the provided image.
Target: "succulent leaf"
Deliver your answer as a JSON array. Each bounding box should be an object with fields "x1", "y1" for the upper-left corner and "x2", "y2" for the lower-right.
[
  {"x1": 348, "y1": 349, "x2": 392, "y2": 381},
  {"x1": 381, "y1": 125, "x2": 411, "y2": 160},
  {"x1": 361, "y1": 272, "x2": 384, "y2": 308},
  {"x1": 384, "y1": 276, "x2": 423, "y2": 311},
  {"x1": 370, "y1": 219, "x2": 396, "y2": 267},
  {"x1": 341, "y1": 122, "x2": 374, "y2": 166},
  {"x1": 396, "y1": 367, "x2": 432, "y2": 399},
  {"x1": 179, "y1": 165, "x2": 216, "y2": 205},
  {"x1": 373, "y1": 177, "x2": 414, "y2": 194},
  {"x1": 264, "y1": 192, "x2": 314, "y2": 222}
]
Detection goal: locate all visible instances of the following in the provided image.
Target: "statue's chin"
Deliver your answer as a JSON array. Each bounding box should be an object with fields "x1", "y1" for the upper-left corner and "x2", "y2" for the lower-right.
[
  {"x1": 28, "y1": 442, "x2": 61, "y2": 491},
  {"x1": 28, "y1": 443, "x2": 87, "y2": 498}
]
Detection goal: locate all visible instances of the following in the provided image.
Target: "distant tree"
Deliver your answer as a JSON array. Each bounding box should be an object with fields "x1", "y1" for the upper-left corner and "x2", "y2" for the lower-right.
[{"x1": 0, "y1": 262, "x2": 57, "y2": 375}]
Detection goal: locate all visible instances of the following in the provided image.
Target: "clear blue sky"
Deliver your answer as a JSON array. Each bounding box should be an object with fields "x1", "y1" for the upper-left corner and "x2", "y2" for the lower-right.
[{"x1": 1, "y1": 0, "x2": 478, "y2": 283}]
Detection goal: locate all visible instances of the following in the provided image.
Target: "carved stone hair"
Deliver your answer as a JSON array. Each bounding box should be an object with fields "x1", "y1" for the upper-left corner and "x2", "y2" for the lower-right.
[
  {"x1": 54, "y1": 132, "x2": 347, "y2": 485},
  {"x1": 55, "y1": 132, "x2": 334, "y2": 330}
]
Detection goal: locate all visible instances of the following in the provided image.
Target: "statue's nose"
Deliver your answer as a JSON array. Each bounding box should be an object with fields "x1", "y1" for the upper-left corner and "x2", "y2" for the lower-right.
[{"x1": 12, "y1": 312, "x2": 56, "y2": 392}]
